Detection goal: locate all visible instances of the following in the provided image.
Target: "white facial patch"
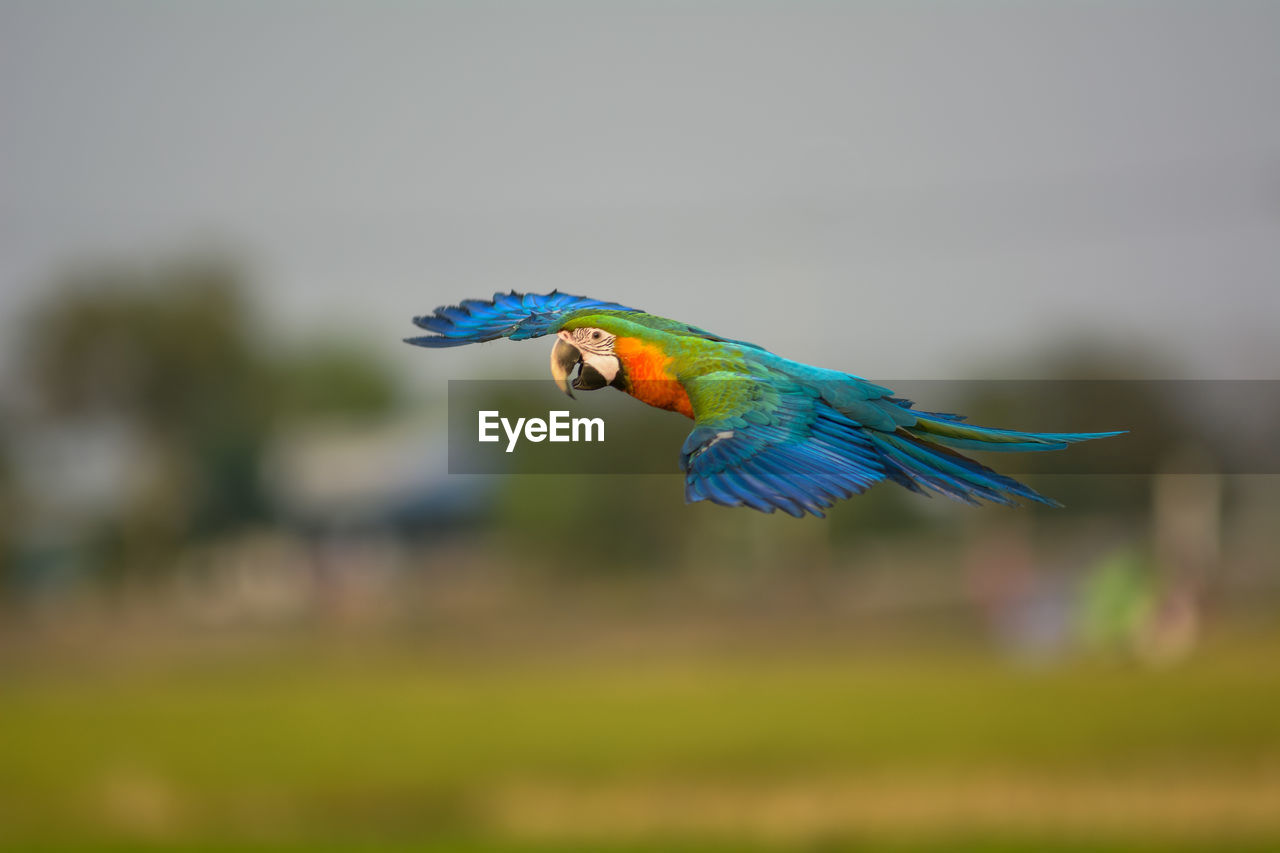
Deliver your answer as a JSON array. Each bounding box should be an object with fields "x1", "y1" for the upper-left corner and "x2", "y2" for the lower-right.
[{"x1": 581, "y1": 350, "x2": 620, "y2": 383}]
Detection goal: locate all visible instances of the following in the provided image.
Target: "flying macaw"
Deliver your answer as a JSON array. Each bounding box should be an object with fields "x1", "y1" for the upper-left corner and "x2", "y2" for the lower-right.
[{"x1": 406, "y1": 291, "x2": 1122, "y2": 517}]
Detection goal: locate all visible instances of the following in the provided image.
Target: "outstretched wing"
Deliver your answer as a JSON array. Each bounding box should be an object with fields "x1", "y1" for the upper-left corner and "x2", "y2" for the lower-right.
[
  {"x1": 680, "y1": 370, "x2": 1086, "y2": 516},
  {"x1": 406, "y1": 290, "x2": 642, "y2": 347},
  {"x1": 680, "y1": 371, "x2": 888, "y2": 518}
]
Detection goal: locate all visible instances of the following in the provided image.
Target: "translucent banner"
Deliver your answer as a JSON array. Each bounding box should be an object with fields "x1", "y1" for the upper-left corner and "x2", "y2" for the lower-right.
[{"x1": 446, "y1": 379, "x2": 1280, "y2": 475}]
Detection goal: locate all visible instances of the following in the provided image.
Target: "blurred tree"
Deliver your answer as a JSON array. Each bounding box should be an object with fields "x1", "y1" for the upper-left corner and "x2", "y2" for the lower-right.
[
  {"x1": 825, "y1": 482, "x2": 935, "y2": 546},
  {"x1": 20, "y1": 259, "x2": 268, "y2": 575},
  {"x1": 270, "y1": 341, "x2": 399, "y2": 420},
  {"x1": 26, "y1": 259, "x2": 269, "y2": 431},
  {"x1": 0, "y1": 429, "x2": 13, "y2": 593},
  {"x1": 958, "y1": 343, "x2": 1187, "y2": 515},
  {"x1": 15, "y1": 255, "x2": 402, "y2": 583}
]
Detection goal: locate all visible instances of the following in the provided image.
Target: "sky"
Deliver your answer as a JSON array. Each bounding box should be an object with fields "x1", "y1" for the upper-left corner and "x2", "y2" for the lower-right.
[{"x1": 3, "y1": 1, "x2": 1279, "y2": 390}]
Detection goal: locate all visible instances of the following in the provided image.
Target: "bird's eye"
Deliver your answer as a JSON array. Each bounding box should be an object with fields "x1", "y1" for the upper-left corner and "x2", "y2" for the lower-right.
[{"x1": 591, "y1": 331, "x2": 602, "y2": 340}]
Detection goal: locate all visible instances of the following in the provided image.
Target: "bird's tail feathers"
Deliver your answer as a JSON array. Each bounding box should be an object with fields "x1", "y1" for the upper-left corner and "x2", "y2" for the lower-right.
[{"x1": 909, "y1": 411, "x2": 1126, "y2": 453}]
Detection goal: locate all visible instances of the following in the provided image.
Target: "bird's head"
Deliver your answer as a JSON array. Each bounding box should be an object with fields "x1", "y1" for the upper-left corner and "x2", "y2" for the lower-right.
[{"x1": 550, "y1": 326, "x2": 621, "y2": 398}]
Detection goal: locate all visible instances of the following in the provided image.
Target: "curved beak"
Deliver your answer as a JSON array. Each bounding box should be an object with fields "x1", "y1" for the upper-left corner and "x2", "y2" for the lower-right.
[{"x1": 549, "y1": 336, "x2": 582, "y2": 399}]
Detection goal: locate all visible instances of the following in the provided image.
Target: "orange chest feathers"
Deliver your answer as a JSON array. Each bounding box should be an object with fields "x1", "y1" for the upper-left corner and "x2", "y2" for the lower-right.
[{"x1": 613, "y1": 337, "x2": 694, "y2": 419}]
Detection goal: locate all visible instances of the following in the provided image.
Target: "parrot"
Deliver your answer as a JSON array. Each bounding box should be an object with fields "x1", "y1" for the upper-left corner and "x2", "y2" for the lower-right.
[{"x1": 406, "y1": 291, "x2": 1123, "y2": 518}]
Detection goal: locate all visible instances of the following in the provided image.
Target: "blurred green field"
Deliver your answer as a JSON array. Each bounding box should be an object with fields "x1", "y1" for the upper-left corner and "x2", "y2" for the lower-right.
[{"x1": 3, "y1": 628, "x2": 1280, "y2": 852}]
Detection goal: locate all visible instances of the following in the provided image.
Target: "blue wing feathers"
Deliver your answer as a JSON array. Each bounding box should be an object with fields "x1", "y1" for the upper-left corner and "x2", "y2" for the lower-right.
[
  {"x1": 681, "y1": 387, "x2": 1104, "y2": 515},
  {"x1": 406, "y1": 290, "x2": 641, "y2": 347},
  {"x1": 682, "y1": 396, "x2": 890, "y2": 517}
]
